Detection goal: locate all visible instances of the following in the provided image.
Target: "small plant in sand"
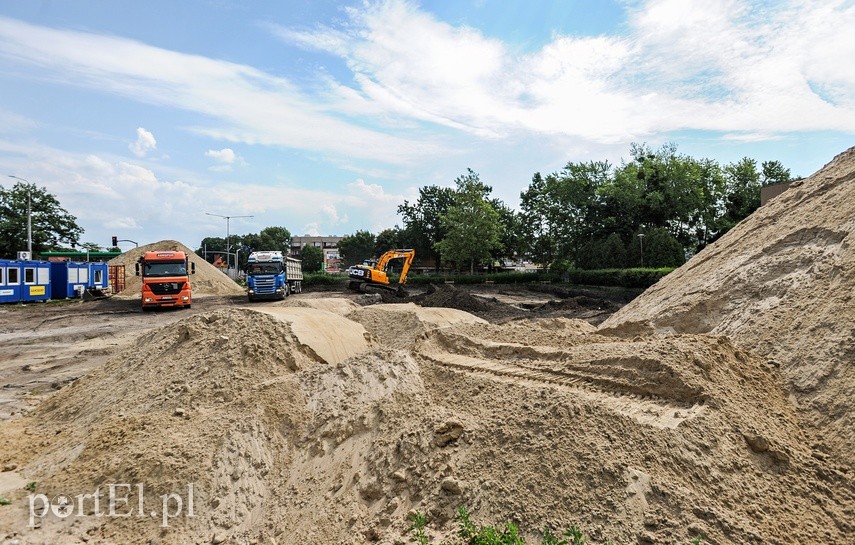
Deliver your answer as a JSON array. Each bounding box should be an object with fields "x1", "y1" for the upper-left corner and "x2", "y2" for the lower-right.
[{"x1": 409, "y1": 511, "x2": 430, "y2": 545}]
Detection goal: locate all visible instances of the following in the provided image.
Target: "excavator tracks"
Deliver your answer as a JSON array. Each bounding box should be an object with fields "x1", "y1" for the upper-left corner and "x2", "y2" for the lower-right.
[{"x1": 415, "y1": 329, "x2": 708, "y2": 429}]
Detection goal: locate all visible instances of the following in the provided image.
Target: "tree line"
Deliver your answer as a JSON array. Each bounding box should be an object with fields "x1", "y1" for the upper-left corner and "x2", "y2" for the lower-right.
[
  {"x1": 1, "y1": 142, "x2": 794, "y2": 273},
  {"x1": 339, "y1": 143, "x2": 793, "y2": 272}
]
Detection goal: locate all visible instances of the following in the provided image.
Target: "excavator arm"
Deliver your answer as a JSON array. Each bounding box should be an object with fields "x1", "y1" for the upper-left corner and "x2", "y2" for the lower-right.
[
  {"x1": 397, "y1": 251, "x2": 414, "y2": 285},
  {"x1": 375, "y1": 249, "x2": 415, "y2": 285}
]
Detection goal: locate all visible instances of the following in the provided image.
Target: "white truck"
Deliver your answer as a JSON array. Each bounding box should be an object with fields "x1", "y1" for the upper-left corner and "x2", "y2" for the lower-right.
[{"x1": 245, "y1": 251, "x2": 303, "y2": 301}]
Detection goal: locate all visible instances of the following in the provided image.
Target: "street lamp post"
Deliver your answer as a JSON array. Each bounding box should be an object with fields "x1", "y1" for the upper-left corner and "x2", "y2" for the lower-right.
[
  {"x1": 7, "y1": 175, "x2": 32, "y2": 255},
  {"x1": 637, "y1": 233, "x2": 645, "y2": 268},
  {"x1": 205, "y1": 212, "x2": 253, "y2": 272}
]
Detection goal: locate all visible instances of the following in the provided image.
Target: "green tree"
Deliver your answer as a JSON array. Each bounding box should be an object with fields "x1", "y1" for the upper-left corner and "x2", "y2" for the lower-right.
[
  {"x1": 624, "y1": 143, "x2": 726, "y2": 252},
  {"x1": 374, "y1": 226, "x2": 406, "y2": 256},
  {"x1": 300, "y1": 244, "x2": 324, "y2": 272},
  {"x1": 761, "y1": 160, "x2": 792, "y2": 186},
  {"x1": 81, "y1": 242, "x2": 103, "y2": 252},
  {"x1": 338, "y1": 230, "x2": 376, "y2": 265},
  {"x1": 519, "y1": 161, "x2": 611, "y2": 270},
  {"x1": 0, "y1": 180, "x2": 83, "y2": 258},
  {"x1": 196, "y1": 237, "x2": 227, "y2": 263},
  {"x1": 398, "y1": 185, "x2": 455, "y2": 271},
  {"x1": 720, "y1": 157, "x2": 761, "y2": 234},
  {"x1": 435, "y1": 170, "x2": 501, "y2": 274},
  {"x1": 628, "y1": 227, "x2": 685, "y2": 268},
  {"x1": 255, "y1": 226, "x2": 292, "y2": 254},
  {"x1": 491, "y1": 199, "x2": 525, "y2": 266}
]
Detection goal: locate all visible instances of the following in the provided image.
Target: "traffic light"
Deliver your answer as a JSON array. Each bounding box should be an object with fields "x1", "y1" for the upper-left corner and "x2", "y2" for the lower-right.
[{"x1": 111, "y1": 236, "x2": 118, "y2": 247}]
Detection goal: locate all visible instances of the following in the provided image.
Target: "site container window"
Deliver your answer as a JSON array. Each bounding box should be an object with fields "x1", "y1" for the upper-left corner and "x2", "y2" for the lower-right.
[
  {"x1": 0, "y1": 268, "x2": 4, "y2": 285},
  {"x1": 79, "y1": 269, "x2": 88, "y2": 283},
  {"x1": 24, "y1": 267, "x2": 35, "y2": 284},
  {"x1": 69, "y1": 268, "x2": 78, "y2": 283},
  {"x1": 38, "y1": 267, "x2": 49, "y2": 284},
  {"x1": 7, "y1": 268, "x2": 18, "y2": 285},
  {"x1": 94, "y1": 269, "x2": 103, "y2": 284}
]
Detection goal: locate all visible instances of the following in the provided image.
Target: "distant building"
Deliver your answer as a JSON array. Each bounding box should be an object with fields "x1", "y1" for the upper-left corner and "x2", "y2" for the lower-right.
[
  {"x1": 760, "y1": 181, "x2": 792, "y2": 206},
  {"x1": 290, "y1": 235, "x2": 344, "y2": 273}
]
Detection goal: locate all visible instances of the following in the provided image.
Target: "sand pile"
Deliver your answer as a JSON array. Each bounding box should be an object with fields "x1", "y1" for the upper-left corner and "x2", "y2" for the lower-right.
[
  {"x1": 2, "y1": 299, "x2": 852, "y2": 544},
  {"x1": 108, "y1": 240, "x2": 244, "y2": 297},
  {"x1": 602, "y1": 146, "x2": 855, "y2": 468},
  {"x1": 348, "y1": 302, "x2": 487, "y2": 349}
]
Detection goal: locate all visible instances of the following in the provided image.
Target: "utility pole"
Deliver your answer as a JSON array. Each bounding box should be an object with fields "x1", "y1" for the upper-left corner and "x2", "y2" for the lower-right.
[
  {"x1": 637, "y1": 233, "x2": 645, "y2": 268},
  {"x1": 205, "y1": 212, "x2": 253, "y2": 271},
  {"x1": 7, "y1": 175, "x2": 32, "y2": 255}
]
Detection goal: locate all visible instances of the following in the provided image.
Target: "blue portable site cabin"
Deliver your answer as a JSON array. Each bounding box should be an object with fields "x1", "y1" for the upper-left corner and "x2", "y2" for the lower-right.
[
  {"x1": 0, "y1": 259, "x2": 51, "y2": 303},
  {"x1": 88, "y1": 262, "x2": 109, "y2": 290},
  {"x1": 0, "y1": 259, "x2": 22, "y2": 303},
  {"x1": 50, "y1": 261, "x2": 90, "y2": 299}
]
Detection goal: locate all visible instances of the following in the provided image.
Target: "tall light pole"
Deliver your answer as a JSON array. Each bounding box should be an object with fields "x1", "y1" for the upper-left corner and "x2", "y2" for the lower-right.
[
  {"x1": 8, "y1": 175, "x2": 32, "y2": 256},
  {"x1": 205, "y1": 212, "x2": 253, "y2": 271},
  {"x1": 637, "y1": 233, "x2": 645, "y2": 268}
]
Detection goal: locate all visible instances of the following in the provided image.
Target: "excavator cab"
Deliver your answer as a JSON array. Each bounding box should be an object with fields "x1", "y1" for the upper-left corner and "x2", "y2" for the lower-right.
[{"x1": 347, "y1": 249, "x2": 415, "y2": 297}]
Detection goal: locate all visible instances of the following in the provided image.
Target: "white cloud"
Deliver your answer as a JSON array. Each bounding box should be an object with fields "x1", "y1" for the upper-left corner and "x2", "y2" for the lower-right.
[
  {"x1": 321, "y1": 203, "x2": 348, "y2": 225},
  {"x1": 129, "y1": 127, "x2": 156, "y2": 157},
  {"x1": 302, "y1": 222, "x2": 321, "y2": 237},
  {"x1": 3, "y1": 1, "x2": 851, "y2": 166},
  {"x1": 205, "y1": 148, "x2": 245, "y2": 171},
  {"x1": 348, "y1": 178, "x2": 396, "y2": 201},
  {"x1": 274, "y1": 0, "x2": 855, "y2": 141},
  {"x1": 205, "y1": 148, "x2": 236, "y2": 164},
  {"x1": 0, "y1": 15, "x2": 445, "y2": 166},
  {"x1": 0, "y1": 107, "x2": 38, "y2": 133},
  {"x1": 0, "y1": 138, "x2": 405, "y2": 247}
]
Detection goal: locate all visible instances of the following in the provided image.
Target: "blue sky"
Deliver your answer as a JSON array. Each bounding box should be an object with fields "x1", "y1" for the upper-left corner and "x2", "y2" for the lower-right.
[{"x1": 0, "y1": 0, "x2": 853, "y2": 251}]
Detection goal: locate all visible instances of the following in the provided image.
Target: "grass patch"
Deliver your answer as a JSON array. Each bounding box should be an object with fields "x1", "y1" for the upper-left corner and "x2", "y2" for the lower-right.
[{"x1": 408, "y1": 507, "x2": 704, "y2": 545}]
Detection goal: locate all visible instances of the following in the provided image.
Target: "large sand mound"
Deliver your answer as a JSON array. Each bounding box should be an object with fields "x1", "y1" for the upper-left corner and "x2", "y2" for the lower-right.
[
  {"x1": 602, "y1": 146, "x2": 855, "y2": 468},
  {"x1": 108, "y1": 240, "x2": 244, "y2": 296},
  {"x1": 2, "y1": 304, "x2": 852, "y2": 544}
]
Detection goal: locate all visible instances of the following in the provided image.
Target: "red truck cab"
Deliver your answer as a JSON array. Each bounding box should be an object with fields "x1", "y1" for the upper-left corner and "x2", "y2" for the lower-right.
[{"x1": 135, "y1": 251, "x2": 196, "y2": 310}]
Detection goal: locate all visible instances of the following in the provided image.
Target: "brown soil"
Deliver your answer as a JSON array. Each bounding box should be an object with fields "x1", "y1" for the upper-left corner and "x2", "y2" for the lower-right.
[{"x1": 0, "y1": 149, "x2": 853, "y2": 545}]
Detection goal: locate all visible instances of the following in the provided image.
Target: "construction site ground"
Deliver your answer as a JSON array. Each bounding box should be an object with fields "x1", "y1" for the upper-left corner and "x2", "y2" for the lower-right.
[{"x1": 0, "y1": 283, "x2": 626, "y2": 421}]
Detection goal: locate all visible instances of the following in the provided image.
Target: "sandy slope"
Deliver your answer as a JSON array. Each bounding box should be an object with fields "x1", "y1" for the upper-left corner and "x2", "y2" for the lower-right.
[{"x1": 602, "y1": 146, "x2": 855, "y2": 470}]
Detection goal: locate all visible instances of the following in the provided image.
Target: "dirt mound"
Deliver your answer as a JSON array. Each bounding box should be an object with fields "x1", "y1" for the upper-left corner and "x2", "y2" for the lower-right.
[
  {"x1": 413, "y1": 284, "x2": 493, "y2": 312},
  {"x1": 530, "y1": 296, "x2": 622, "y2": 325},
  {"x1": 602, "y1": 146, "x2": 855, "y2": 468},
  {"x1": 108, "y1": 240, "x2": 244, "y2": 296},
  {"x1": 1, "y1": 305, "x2": 851, "y2": 544},
  {"x1": 347, "y1": 303, "x2": 487, "y2": 349}
]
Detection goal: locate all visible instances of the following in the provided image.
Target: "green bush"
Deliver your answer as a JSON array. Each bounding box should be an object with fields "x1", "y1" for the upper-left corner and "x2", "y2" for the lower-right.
[
  {"x1": 566, "y1": 267, "x2": 673, "y2": 288},
  {"x1": 406, "y1": 272, "x2": 559, "y2": 285},
  {"x1": 302, "y1": 272, "x2": 347, "y2": 286}
]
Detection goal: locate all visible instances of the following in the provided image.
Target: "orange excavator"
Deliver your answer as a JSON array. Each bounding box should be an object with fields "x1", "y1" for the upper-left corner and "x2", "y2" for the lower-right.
[{"x1": 346, "y1": 249, "x2": 415, "y2": 297}]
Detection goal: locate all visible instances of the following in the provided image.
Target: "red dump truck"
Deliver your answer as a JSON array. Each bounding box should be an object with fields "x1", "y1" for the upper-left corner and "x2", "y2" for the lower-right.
[{"x1": 135, "y1": 251, "x2": 196, "y2": 310}]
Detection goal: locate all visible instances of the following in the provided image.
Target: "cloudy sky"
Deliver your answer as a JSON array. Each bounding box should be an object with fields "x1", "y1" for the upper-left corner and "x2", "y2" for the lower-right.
[{"x1": 0, "y1": 0, "x2": 852, "y2": 251}]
